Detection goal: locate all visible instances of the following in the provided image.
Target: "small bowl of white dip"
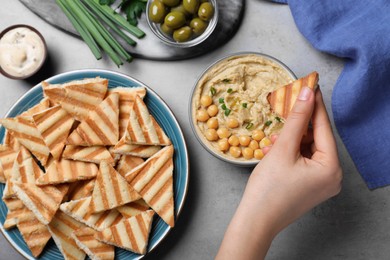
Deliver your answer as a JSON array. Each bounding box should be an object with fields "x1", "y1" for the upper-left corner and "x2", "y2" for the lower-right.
[{"x1": 0, "y1": 24, "x2": 47, "y2": 80}]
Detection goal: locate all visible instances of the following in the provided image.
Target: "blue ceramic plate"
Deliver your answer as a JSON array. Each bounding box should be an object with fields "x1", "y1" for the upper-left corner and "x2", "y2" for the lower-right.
[{"x1": 0, "y1": 69, "x2": 189, "y2": 259}]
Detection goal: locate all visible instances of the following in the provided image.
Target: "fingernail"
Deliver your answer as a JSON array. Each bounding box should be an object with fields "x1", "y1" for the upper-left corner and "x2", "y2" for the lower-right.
[{"x1": 298, "y1": 87, "x2": 312, "y2": 101}]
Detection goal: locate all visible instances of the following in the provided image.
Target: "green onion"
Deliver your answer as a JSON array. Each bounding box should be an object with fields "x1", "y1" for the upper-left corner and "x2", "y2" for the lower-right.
[
  {"x1": 83, "y1": 0, "x2": 136, "y2": 46},
  {"x1": 227, "y1": 88, "x2": 233, "y2": 93},
  {"x1": 90, "y1": 0, "x2": 145, "y2": 38},
  {"x1": 221, "y1": 104, "x2": 227, "y2": 110},
  {"x1": 225, "y1": 109, "x2": 231, "y2": 116},
  {"x1": 242, "y1": 103, "x2": 247, "y2": 108},
  {"x1": 56, "y1": 0, "x2": 102, "y2": 59},
  {"x1": 218, "y1": 98, "x2": 224, "y2": 104},
  {"x1": 265, "y1": 120, "x2": 272, "y2": 126},
  {"x1": 245, "y1": 122, "x2": 254, "y2": 129},
  {"x1": 275, "y1": 116, "x2": 282, "y2": 122},
  {"x1": 210, "y1": 87, "x2": 216, "y2": 96}
]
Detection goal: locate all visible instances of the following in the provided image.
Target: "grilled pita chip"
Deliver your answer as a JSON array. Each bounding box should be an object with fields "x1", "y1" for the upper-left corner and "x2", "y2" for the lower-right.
[
  {"x1": 125, "y1": 145, "x2": 175, "y2": 227},
  {"x1": 62, "y1": 145, "x2": 115, "y2": 165},
  {"x1": 90, "y1": 162, "x2": 141, "y2": 213},
  {"x1": 47, "y1": 211, "x2": 86, "y2": 260},
  {"x1": 72, "y1": 227, "x2": 115, "y2": 260},
  {"x1": 268, "y1": 71, "x2": 319, "y2": 119},
  {"x1": 124, "y1": 96, "x2": 171, "y2": 146},
  {"x1": 0, "y1": 145, "x2": 18, "y2": 183},
  {"x1": 0, "y1": 116, "x2": 50, "y2": 166},
  {"x1": 3, "y1": 198, "x2": 26, "y2": 229},
  {"x1": 20, "y1": 98, "x2": 51, "y2": 117},
  {"x1": 66, "y1": 130, "x2": 88, "y2": 146},
  {"x1": 116, "y1": 199, "x2": 150, "y2": 219},
  {"x1": 13, "y1": 183, "x2": 69, "y2": 225},
  {"x1": 108, "y1": 87, "x2": 146, "y2": 138},
  {"x1": 4, "y1": 130, "x2": 22, "y2": 152},
  {"x1": 67, "y1": 178, "x2": 96, "y2": 201},
  {"x1": 95, "y1": 210, "x2": 155, "y2": 255},
  {"x1": 17, "y1": 207, "x2": 52, "y2": 257},
  {"x1": 43, "y1": 77, "x2": 108, "y2": 121},
  {"x1": 67, "y1": 93, "x2": 119, "y2": 146},
  {"x1": 112, "y1": 136, "x2": 161, "y2": 158},
  {"x1": 36, "y1": 159, "x2": 98, "y2": 185},
  {"x1": 32, "y1": 105, "x2": 75, "y2": 160},
  {"x1": 116, "y1": 155, "x2": 144, "y2": 178},
  {"x1": 60, "y1": 197, "x2": 123, "y2": 231}
]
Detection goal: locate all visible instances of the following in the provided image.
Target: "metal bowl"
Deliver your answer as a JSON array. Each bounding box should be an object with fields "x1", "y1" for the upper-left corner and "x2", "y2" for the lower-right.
[{"x1": 189, "y1": 52, "x2": 297, "y2": 167}]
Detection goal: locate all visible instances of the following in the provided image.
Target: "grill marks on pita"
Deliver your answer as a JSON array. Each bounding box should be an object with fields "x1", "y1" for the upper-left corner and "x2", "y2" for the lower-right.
[
  {"x1": 268, "y1": 71, "x2": 319, "y2": 119},
  {"x1": 63, "y1": 145, "x2": 115, "y2": 166},
  {"x1": 112, "y1": 137, "x2": 161, "y2": 158},
  {"x1": 95, "y1": 210, "x2": 155, "y2": 255}
]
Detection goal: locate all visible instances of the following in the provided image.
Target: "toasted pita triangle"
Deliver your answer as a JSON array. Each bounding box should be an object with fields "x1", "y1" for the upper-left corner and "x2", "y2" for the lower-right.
[
  {"x1": 62, "y1": 145, "x2": 115, "y2": 165},
  {"x1": 33, "y1": 105, "x2": 75, "y2": 160},
  {"x1": 72, "y1": 227, "x2": 115, "y2": 260},
  {"x1": 3, "y1": 197, "x2": 26, "y2": 230},
  {"x1": 124, "y1": 96, "x2": 171, "y2": 146},
  {"x1": 66, "y1": 130, "x2": 88, "y2": 146},
  {"x1": 268, "y1": 71, "x2": 319, "y2": 119},
  {"x1": 4, "y1": 130, "x2": 22, "y2": 152},
  {"x1": 67, "y1": 178, "x2": 96, "y2": 201},
  {"x1": 17, "y1": 207, "x2": 52, "y2": 257},
  {"x1": 13, "y1": 183, "x2": 69, "y2": 225},
  {"x1": 47, "y1": 211, "x2": 86, "y2": 260},
  {"x1": 116, "y1": 155, "x2": 144, "y2": 178},
  {"x1": 67, "y1": 93, "x2": 119, "y2": 146},
  {"x1": 0, "y1": 116, "x2": 50, "y2": 166},
  {"x1": 116, "y1": 199, "x2": 150, "y2": 219},
  {"x1": 20, "y1": 98, "x2": 51, "y2": 117},
  {"x1": 0, "y1": 145, "x2": 17, "y2": 183},
  {"x1": 36, "y1": 159, "x2": 98, "y2": 185},
  {"x1": 60, "y1": 197, "x2": 123, "y2": 231},
  {"x1": 125, "y1": 145, "x2": 175, "y2": 227},
  {"x1": 112, "y1": 136, "x2": 161, "y2": 158},
  {"x1": 95, "y1": 210, "x2": 155, "y2": 254},
  {"x1": 43, "y1": 77, "x2": 108, "y2": 121},
  {"x1": 90, "y1": 162, "x2": 141, "y2": 213},
  {"x1": 108, "y1": 87, "x2": 146, "y2": 138}
]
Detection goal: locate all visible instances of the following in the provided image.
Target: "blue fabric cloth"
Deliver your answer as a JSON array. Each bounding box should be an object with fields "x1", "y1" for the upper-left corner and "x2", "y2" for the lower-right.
[{"x1": 271, "y1": 0, "x2": 390, "y2": 189}]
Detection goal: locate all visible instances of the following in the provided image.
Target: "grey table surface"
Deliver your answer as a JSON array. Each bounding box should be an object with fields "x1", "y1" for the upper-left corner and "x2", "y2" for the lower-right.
[{"x1": 1, "y1": 1, "x2": 389, "y2": 260}]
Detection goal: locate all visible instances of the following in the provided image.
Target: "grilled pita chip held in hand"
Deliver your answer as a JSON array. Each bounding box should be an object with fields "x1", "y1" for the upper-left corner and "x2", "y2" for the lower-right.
[{"x1": 268, "y1": 71, "x2": 319, "y2": 119}]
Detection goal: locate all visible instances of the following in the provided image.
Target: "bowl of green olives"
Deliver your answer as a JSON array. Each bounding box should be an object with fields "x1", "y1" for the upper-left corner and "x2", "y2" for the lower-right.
[{"x1": 147, "y1": 0, "x2": 218, "y2": 47}]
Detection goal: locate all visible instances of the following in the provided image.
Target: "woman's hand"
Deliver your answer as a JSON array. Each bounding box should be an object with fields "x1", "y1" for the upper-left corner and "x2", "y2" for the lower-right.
[{"x1": 216, "y1": 87, "x2": 342, "y2": 260}]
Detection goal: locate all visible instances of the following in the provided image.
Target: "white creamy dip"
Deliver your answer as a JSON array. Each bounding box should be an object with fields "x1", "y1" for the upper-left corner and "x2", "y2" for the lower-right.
[{"x1": 0, "y1": 27, "x2": 45, "y2": 78}]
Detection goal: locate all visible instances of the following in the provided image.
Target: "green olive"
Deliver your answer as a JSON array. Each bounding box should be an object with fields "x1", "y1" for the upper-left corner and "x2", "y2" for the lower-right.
[
  {"x1": 198, "y1": 2, "x2": 214, "y2": 21},
  {"x1": 162, "y1": 0, "x2": 180, "y2": 7},
  {"x1": 190, "y1": 17, "x2": 208, "y2": 35},
  {"x1": 164, "y1": 11, "x2": 186, "y2": 29},
  {"x1": 161, "y1": 23, "x2": 173, "y2": 35},
  {"x1": 183, "y1": 0, "x2": 200, "y2": 14},
  {"x1": 148, "y1": 1, "x2": 167, "y2": 23},
  {"x1": 173, "y1": 26, "x2": 193, "y2": 42},
  {"x1": 171, "y1": 4, "x2": 190, "y2": 17}
]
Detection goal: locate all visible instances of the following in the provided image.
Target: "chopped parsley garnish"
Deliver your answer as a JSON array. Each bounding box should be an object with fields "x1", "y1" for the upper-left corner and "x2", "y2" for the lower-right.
[
  {"x1": 245, "y1": 122, "x2": 254, "y2": 130},
  {"x1": 222, "y1": 78, "x2": 231, "y2": 83},
  {"x1": 227, "y1": 88, "x2": 233, "y2": 93},
  {"x1": 265, "y1": 120, "x2": 272, "y2": 127},
  {"x1": 275, "y1": 116, "x2": 282, "y2": 122},
  {"x1": 210, "y1": 87, "x2": 216, "y2": 96},
  {"x1": 242, "y1": 103, "x2": 247, "y2": 108},
  {"x1": 221, "y1": 104, "x2": 227, "y2": 110},
  {"x1": 218, "y1": 98, "x2": 224, "y2": 104},
  {"x1": 224, "y1": 109, "x2": 231, "y2": 116}
]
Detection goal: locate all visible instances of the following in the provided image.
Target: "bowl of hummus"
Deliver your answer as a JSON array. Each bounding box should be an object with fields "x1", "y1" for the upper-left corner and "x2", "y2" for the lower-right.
[
  {"x1": 189, "y1": 53, "x2": 296, "y2": 166},
  {"x1": 0, "y1": 24, "x2": 47, "y2": 80}
]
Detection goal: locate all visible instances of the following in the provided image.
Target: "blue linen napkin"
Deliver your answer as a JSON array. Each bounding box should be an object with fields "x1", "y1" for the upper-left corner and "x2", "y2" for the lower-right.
[{"x1": 271, "y1": 0, "x2": 390, "y2": 189}]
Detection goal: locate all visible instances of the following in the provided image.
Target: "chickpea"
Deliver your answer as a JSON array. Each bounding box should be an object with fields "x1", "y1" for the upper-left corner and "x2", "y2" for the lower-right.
[
  {"x1": 207, "y1": 117, "x2": 219, "y2": 129},
  {"x1": 207, "y1": 104, "x2": 219, "y2": 117},
  {"x1": 227, "y1": 118, "x2": 239, "y2": 128},
  {"x1": 242, "y1": 147, "x2": 254, "y2": 159},
  {"x1": 254, "y1": 149, "x2": 265, "y2": 160},
  {"x1": 239, "y1": 135, "x2": 251, "y2": 147},
  {"x1": 259, "y1": 137, "x2": 272, "y2": 148},
  {"x1": 218, "y1": 138, "x2": 230, "y2": 152},
  {"x1": 200, "y1": 95, "x2": 213, "y2": 107},
  {"x1": 252, "y1": 129, "x2": 265, "y2": 141},
  {"x1": 228, "y1": 135, "x2": 240, "y2": 146},
  {"x1": 229, "y1": 146, "x2": 241, "y2": 158},
  {"x1": 249, "y1": 140, "x2": 259, "y2": 150},
  {"x1": 196, "y1": 109, "x2": 209, "y2": 122},
  {"x1": 217, "y1": 127, "x2": 231, "y2": 139},
  {"x1": 205, "y1": 129, "x2": 218, "y2": 141}
]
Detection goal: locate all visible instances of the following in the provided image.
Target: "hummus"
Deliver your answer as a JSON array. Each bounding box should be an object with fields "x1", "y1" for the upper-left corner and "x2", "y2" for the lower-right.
[{"x1": 192, "y1": 54, "x2": 295, "y2": 161}]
